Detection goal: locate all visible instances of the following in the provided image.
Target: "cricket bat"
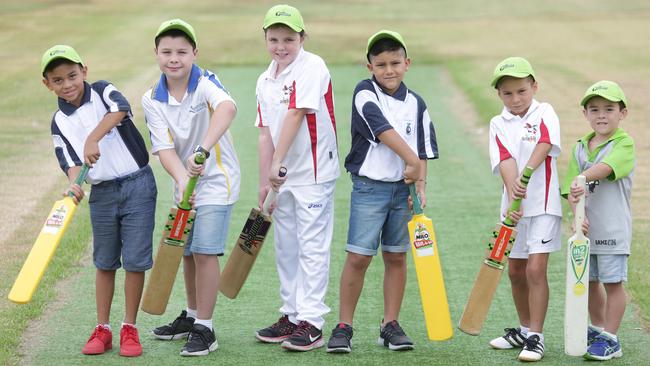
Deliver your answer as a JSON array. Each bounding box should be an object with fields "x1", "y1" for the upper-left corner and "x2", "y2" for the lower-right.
[
  {"x1": 141, "y1": 152, "x2": 205, "y2": 315},
  {"x1": 458, "y1": 166, "x2": 534, "y2": 335},
  {"x1": 9, "y1": 165, "x2": 90, "y2": 303},
  {"x1": 564, "y1": 175, "x2": 590, "y2": 356},
  {"x1": 219, "y1": 167, "x2": 287, "y2": 299},
  {"x1": 408, "y1": 184, "x2": 453, "y2": 341}
]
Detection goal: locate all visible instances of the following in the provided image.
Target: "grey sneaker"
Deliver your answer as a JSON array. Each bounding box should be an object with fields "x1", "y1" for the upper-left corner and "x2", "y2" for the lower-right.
[
  {"x1": 180, "y1": 324, "x2": 218, "y2": 356},
  {"x1": 327, "y1": 323, "x2": 353, "y2": 353},
  {"x1": 152, "y1": 310, "x2": 195, "y2": 340},
  {"x1": 378, "y1": 320, "x2": 414, "y2": 351}
]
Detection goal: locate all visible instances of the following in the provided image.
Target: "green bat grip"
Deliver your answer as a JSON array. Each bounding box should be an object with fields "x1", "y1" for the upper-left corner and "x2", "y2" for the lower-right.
[
  {"x1": 178, "y1": 152, "x2": 206, "y2": 210},
  {"x1": 409, "y1": 184, "x2": 424, "y2": 215},
  {"x1": 67, "y1": 164, "x2": 90, "y2": 198},
  {"x1": 503, "y1": 166, "x2": 534, "y2": 227}
]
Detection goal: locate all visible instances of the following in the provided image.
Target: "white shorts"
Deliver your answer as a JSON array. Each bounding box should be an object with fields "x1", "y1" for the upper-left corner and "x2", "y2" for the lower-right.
[{"x1": 509, "y1": 214, "x2": 562, "y2": 259}]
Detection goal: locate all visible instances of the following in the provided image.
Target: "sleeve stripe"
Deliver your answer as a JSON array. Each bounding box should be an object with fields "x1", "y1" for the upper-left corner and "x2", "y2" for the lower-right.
[
  {"x1": 496, "y1": 135, "x2": 512, "y2": 161},
  {"x1": 538, "y1": 118, "x2": 551, "y2": 144}
]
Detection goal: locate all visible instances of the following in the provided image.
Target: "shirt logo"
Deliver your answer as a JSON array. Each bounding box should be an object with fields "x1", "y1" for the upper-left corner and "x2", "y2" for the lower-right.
[
  {"x1": 522, "y1": 122, "x2": 537, "y2": 142},
  {"x1": 308, "y1": 203, "x2": 323, "y2": 209},
  {"x1": 541, "y1": 238, "x2": 552, "y2": 244},
  {"x1": 588, "y1": 180, "x2": 600, "y2": 193},
  {"x1": 595, "y1": 239, "x2": 617, "y2": 246},
  {"x1": 405, "y1": 122, "x2": 412, "y2": 136},
  {"x1": 189, "y1": 103, "x2": 207, "y2": 114},
  {"x1": 280, "y1": 84, "x2": 294, "y2": 105}
]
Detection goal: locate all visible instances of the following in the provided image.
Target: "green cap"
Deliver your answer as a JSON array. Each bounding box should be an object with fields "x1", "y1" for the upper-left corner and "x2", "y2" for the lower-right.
[
  {"x1": 41, "y1": 45, "x2": 83, "y2": 74},
  {"x1": 491, "y1": 56, "x2": 536, "y2": 88},
  {"x1": 156, "y1": 18, "x2": 197, "y2": 46},
  {"x1": 366, "y1": 30, "x2": 407, "y2": 59},
  {"x1": 580, "y1": 80, "x2": 627, "y2": 107},
  {"x1": 263, "y1": 4, "x2": 304, "y2": 32}
]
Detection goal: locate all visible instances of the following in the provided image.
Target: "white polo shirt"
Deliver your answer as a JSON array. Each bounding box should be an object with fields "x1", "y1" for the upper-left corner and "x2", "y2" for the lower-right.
[
  {"x1": 489, "y1": 99, "x2": 562, "y2": 218},
  {"x1": 51, "y1": 81, "x2": 148, "y2": 184},
  {"x1": 255, "y1": 48, "x2": 340, "y2": 186},
  {"x1": 143, "y1": 64, "x2": 240, "y2": 206}
]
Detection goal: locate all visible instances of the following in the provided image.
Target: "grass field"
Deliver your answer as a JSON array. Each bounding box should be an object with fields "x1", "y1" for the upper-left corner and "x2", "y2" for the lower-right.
[{"x1": 1, "y1": 1, "x2": 649, "y2": 365}]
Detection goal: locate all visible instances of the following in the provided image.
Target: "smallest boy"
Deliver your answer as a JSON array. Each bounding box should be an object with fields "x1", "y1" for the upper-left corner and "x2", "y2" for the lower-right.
[
  {"x1": 42, "y1": 45, "x2": 156, "y2": 357},
  {"x1": 326, "y1": 30, "x2": 438, "y2": 354},
  {"x1": 562, "y1": 80, "x2": 634, "y2": 361}
]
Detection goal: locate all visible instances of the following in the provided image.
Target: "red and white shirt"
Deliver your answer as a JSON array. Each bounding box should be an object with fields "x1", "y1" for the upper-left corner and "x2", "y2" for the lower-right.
[
  {"x1": 489, "y1": 99, "x2": 562, "y2": 218},
  {"x1": 255, "y1": 48, "x2": 340, "y2": 186}
]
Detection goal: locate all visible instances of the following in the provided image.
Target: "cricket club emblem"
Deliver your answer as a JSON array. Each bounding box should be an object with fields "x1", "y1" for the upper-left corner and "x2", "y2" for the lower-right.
[
  {"x1": 522, "y1": 122, "x2": 538, "y2": 142},
  {"x1": 280, "y1": 83, "x2": 295, "y2": 105},
  {"x1": 405, "y1": 122, "x2": 412, "y2": 136}
]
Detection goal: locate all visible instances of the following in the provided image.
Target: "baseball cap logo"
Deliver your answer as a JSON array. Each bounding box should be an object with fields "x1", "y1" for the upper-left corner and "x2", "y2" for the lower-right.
[
  {"x1": 50, "y1": 49, "x2": 66, "y2": 56},
  {"x1": 592, "y1": 85, "x2": 608, "y2": 92},
  {"x1": 275, "y1": 11, "x2": 291, "y2": 16},
  {"x1": 499, "y1": 63, "x2": 515, "y2": 71}
]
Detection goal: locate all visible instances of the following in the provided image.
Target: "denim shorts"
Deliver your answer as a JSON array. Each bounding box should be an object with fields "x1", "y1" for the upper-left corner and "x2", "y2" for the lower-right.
[
  {"x1": 346, "y1": 174, "x2": 411, "y2": 256},
  {"x1": 184, "y1": 204, "x2": 233, "y2": 256},
  {"x1": 89, "y1": 165, "x2": 157, "y2": 271},
  {"x1": 589, "y1": 254, "x2": 628, "y2": 283}
]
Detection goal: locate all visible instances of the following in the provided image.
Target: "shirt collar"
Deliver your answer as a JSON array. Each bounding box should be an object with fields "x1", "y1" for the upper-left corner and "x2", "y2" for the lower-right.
[
  {"x1": 371, "y1": 76, "x2": 408, "y2": 101},
  {"x1": 152, "y1": 64, "x2": 202, "y2": 103},
  {"x1": 265, "y1": 48, "x2": 305, "y2": 80},
  {"x1": 578, "y1": 127, "x2": 627, "y2": 148},
  {"x1": 500, "y1": 99, "x2": 540, "y2": 121},
  {"x1": 58, "y1": 82, "x2": 92, "y2": 116}
]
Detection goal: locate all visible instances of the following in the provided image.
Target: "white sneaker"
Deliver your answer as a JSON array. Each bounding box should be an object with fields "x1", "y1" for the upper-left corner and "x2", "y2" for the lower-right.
[
  {"x1": 489, "y1": 327, "x2": 526, "y2": 349},
  {"x1": 518, "y1": 335, "x2": 544, "y2": 362}
]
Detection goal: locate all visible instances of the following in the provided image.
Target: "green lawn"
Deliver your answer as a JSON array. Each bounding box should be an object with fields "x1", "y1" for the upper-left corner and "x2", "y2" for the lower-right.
[{"x1": 17, "y1": 65, "x2": 650, "y2": 366}]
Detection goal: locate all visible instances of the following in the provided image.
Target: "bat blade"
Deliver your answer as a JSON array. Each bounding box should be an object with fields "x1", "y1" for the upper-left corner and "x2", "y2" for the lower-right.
[
  {"x1": 219, "y1": 207, "x2": 272, "y2": 299},
  {"x1": 141, "y1": 207, "x2": 195, "y2": 315},
  {"x1": 9, "y1": 165, "x2": 89, "y2": 304},
  {"x1": 564, "y1": 175, "x2": 590, "y2": 356},
  {"x1": 409, "y1": 213, "x2": 453, "y2": 340},
  {"x1": 8, "y1": 197, "x2": 80, "y2": 303},
  {"x1": 458, "y1": 166, "x2": 533, "y2": 335}
]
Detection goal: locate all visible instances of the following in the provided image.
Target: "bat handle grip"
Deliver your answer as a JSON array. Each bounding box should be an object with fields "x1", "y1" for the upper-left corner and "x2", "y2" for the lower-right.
[
  {"x1": 503, "y1": 165, "x2": 534, "y2": 227},
  {"x1": 409, "y1": 184, "x2": 423, "y2": 215},
  {"x1": 179, "y1": 152, "x2": 206, "y2": 210},
  {"x1": 574, "y1": 175, "x2": 587, "y2": 239},
  {"x1": 262, "y1": 167, "x2": 287, "y2": 215},
  {"x1": 67, "y1": 164, "x2": 90, "y2": 198}
]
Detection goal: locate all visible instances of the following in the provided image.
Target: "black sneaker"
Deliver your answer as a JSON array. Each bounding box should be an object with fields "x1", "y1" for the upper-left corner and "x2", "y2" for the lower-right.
[
  {"x1": 152, "y1": 310, "x2": 195, "y2": 340},
  {"x1": 327, "y1": 323, "x2": 353, "y2": 353},
  {"x1": 180, "y1": 324, "x2": 218, "y2": 356},
  {"x1": 378, "y1": 320, "x2": 414, "y2": 351},
  {"x1": 255, "y1": 315, "x2": 297, "y2": 343},
  {"x1": 281, "y1": 321, "x2": 324, "y2": 351}
]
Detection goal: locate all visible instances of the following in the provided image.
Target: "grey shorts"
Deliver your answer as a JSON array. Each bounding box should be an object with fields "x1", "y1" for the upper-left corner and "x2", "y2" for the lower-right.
[
  {"x1": 589, "y1": 254, "x2": 628, "y2": 283},
  {"x1": 89, "y1": 166, "x2": 157, "y2": 272},
  {"x1": 183, "y1": 204, "x2": 233, "y2": 256}
]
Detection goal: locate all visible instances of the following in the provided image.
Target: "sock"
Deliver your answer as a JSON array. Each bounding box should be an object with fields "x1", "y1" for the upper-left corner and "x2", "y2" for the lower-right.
[
  {"x1": 101, "y1": 323, "x2": 111, "y2": 331},
  {"x1": 528, "y1": 332, "x2": 544, "y2": 343},
  {"x1": 194, "y1": 318, "x2": 213, "y2": 330},
  {"x1": 589, "y1": 324, "x2": 604, "y2": 333},
  {"x1": 602, "y1": 330, "x2": 618, "y2": 342},
  {"x1": 186, "y1": 308, "x2": 197, "y2": 319},
  {"x1": 519, "y1": 325, "x2": 529, "y2": 336},
  {"x1": 121, "y1": 322, "x2": 136, "y2": 329}
]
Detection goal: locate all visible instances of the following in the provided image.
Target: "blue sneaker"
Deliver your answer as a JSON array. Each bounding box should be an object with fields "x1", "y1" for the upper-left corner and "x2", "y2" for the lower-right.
[
  {"x1": 584, "y1": 334, "x2": 622, "y2": 361},
  {"x1": 587, "y1": 326, "x2": 601, "y2": 346}
]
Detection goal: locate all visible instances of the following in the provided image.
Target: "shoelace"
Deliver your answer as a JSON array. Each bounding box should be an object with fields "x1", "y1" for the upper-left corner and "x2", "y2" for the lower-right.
[
  {"x1": 332, "y1": 324, "x2": 352, "y2": 339},
  {"x1": 88, "y1": 325, "x2": 109, "y2": 341},
  {"x1": 188, "y1": 327, "x2": 211, "y2": 344},
  {"x1": 524, "y1": 335, "x2": 543, "y2": 352},
  {"x1": 383, "y1": 321, "x2": 405, "y2": 336},
  {"x1": 503, "y1": 327, "x2": 524, "y2": 346},
  {"x1": 292, "y1": 321, "x2": 313, "y2": 338},
  {"x1": 121, "y1": 326, "x2": 139, "y2": 344},
  {"x1": 272, "y1": 316, "x2": 294, "y2": 332}
]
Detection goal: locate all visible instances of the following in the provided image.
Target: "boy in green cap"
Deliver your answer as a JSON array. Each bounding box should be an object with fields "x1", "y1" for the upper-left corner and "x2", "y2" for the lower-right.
[
  {"x1": 487, "y1": 56, "x2": 562, "y2": 362},
  {"x1": 325, "y1": 29, "x2": 438, "y2": 354},
  {"x1": 41, "y1": 44, "x2": 157, "y2": 357},
  {"x1": 142, "y1": 18, "x2": 240, "y2": 357},
  {"x1": 562, "y1": 80, "x2": 634, "y2": 361}
]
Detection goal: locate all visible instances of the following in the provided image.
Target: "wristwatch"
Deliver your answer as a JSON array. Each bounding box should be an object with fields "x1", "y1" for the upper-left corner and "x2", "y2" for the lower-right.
[{"x1": 193, "y1": 145, "x2": 210, "y2": 159}]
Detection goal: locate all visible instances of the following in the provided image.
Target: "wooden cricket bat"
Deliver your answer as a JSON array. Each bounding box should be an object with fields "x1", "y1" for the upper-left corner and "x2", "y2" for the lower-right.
[
  {"x1": 408, "y1": 184, "x2": 453, "y2": 341},
  {"x1": 458, "y1": 166, "x2": 534, "y2": 335},
  {"x1": 219, "y1": 167, "x2": 287, "y2": 299},
  {"x1": 564, "y1": 175, "x2": 590, "y2": 356},
  {"x1": 141, "y1": 153, "x2": 205, "y2": 315},
  {"x1": 9, "y1": 165, "x2": 90, "y2": 303}
]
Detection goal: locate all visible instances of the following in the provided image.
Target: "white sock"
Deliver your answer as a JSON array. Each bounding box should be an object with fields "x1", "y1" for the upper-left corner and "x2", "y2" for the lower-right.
[
  {"x1": 186, "y1": 308, "x2": 197, "y2": 319},
  {"x1": 100, "y1": 323, "x2": 111, "y2": 331},
  {"x1": 519, "y1": 325, "x2": 529, "y2": 336},
  {"x1": 528, "y1": 332, "x2": 544, "y2": 343},
  {"x1": 121, "y1": 322, "x2": 136, "y2": 329},
  {"x1": 194, "y1": 318, "x2": 213, "y2": 330},
  {"x1": 590, "y1": 324, "x2": 604, "y2": 333},
  {"x1": 602, "y1": 330, "x2": 617, "y2": 342}
]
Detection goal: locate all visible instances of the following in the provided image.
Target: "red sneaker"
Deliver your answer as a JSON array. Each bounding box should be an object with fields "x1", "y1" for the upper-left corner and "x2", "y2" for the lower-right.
[
  {"x1": 82, "y1": 325, "x2": 112, "y2": 355},
  {"x1": 119, "y1": 324, "x2": 142, "y2": 357}
]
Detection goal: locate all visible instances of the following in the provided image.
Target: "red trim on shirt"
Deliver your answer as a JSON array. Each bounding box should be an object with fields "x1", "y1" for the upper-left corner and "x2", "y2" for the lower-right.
[
  {"x1": 257, "y1": 102, "x2": 264, "y2": 127},
  {"x1": 288, "y1": 80, "x2": 296, "y2": 109},
  {"x1": 495, "y1": 135, "x2": 512, "y2": 161},
  {"x1": 307, "y1": 113, "x2": 318, "y2": 182},
  {"x1": 538, "y1": 119, "x2": 551, "y2": 144},
  {"x1": 544, "y1": 156, "x2": 551, "y2": 211},
  {"x1": 324, "y1": 80, "x2": 337, "y2": 141}
]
